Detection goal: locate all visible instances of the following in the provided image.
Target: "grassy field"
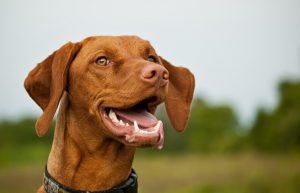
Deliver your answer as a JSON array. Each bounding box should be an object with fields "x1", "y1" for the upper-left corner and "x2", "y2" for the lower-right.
[{"x1": 1, "y1": 153, "x2": 300, "y2": 193}]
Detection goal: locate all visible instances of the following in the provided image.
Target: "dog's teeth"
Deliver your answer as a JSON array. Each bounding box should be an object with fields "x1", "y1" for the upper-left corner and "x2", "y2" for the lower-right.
[
  {"x1": 108, "y1": 109, "x2": 115, "y2": 119},
  {"x1": 133, "y1": 121, "x2": 140, "y2": 132},
  {"x1": 125, "y1": 123, "x2": 129, "y2": 127},
  {"x1": 126, "y1": 135, "x2": 135, "y2": 143},
  {"x1": 140, "y1": 121, "x2": 161, "y2": 134},
  {"x1": 109, "y1": 109, "x2": 119, "y2": 123},
  {"x1": 139, "y1": 122, "x2": 161, "y2": 134},
  {"x1": 157, "y1": 144, "x2": 163, "y2": 150},
  {"x1": 139, "y1": 129, "x2": 148, "y2": 134},
  {"x1": 119, "y1": 120, "x2": 125, "y2": 126},
  {"x1": 153, "y1": 121, "x2": 161, "y2": 132}
]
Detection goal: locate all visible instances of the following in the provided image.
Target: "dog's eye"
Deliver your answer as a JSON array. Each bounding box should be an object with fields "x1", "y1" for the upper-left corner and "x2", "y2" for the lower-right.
[
  {"x1": 96, "y1": 56, "x2": 109, "y2": 66},
  {"x1": 147, "y1": 56, "x2": 157, "y2": 63}
]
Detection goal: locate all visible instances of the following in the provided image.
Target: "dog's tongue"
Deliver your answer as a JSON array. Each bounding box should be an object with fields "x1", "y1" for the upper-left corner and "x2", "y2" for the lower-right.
[{"x1": 114, "y1": 109, "x2": 158, "y2": 128}]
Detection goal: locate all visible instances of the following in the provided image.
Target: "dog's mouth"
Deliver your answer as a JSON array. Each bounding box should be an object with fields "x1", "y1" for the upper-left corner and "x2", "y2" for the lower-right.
[{"x1": 100, "y1": 97, "x2": 164, "y2": 149}]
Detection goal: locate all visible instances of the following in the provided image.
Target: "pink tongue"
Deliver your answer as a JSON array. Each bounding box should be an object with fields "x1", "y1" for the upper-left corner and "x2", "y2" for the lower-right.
[{"x1": 114, "y1": 109, "x2": 158, "y2": 128}]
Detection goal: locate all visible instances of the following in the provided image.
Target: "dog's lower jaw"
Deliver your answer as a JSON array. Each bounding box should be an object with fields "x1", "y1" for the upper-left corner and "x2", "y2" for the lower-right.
[{"x1": 42, "y1": 95, "x2": 136, "y2": 192}]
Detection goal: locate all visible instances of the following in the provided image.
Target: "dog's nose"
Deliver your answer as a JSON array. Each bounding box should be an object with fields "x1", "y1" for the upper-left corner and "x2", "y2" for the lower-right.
[{"x1": 141, "y1": 64, "x2": 169, "y2": 87}]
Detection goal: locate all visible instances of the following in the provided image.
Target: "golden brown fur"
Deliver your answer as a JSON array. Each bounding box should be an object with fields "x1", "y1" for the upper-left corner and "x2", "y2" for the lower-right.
[{"x1": 24, "y1": 36, "x2": 195, "y2": 192}]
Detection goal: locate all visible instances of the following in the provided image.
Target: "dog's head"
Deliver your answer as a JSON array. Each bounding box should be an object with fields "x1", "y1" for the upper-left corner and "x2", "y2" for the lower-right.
[{"x1": 24, "y1": 36, "x2": 195, "y2": 149}]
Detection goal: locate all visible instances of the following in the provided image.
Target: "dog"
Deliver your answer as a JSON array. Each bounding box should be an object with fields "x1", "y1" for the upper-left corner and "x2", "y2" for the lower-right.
[{"x1": 24, "y1": 36, "x2": 195, "y2": 193}]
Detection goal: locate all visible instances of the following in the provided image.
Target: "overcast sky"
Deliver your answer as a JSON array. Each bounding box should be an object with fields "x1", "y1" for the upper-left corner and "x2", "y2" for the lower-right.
[{"x1": 0, "y1": 0, "x2": 300, "y2": 123}]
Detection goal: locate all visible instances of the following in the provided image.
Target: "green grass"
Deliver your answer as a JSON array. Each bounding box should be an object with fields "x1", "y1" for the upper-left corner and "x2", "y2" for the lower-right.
[
  {"x1": 1, "y1": 153, "x2": 299, "y2": 193},
  {"x1": 0, "y1": 144, "x2": 50, "y2": 168},
  {"x1": 134, "y1": 153, "x2": 300, "y2": 193},
  {"x1": 135, "y1": 154, "x2": 300, "y2": 193}
]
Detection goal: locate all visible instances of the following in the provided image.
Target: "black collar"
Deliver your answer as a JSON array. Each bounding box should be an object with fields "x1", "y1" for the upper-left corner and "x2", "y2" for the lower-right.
[{"x1": 43, "y1": 166, "x2": 138, "y2": 193}]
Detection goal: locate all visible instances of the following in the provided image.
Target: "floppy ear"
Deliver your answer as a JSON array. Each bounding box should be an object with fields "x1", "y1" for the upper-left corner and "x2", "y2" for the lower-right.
[
  {"x1": 159, "y1": 56, "x2": 195, "y2": 132},
  {"x1": 24, "y1": 42, "x2": 81, "y2": 137}
]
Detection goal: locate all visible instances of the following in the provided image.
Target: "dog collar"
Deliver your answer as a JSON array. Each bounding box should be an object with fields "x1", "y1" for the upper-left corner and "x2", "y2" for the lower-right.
[{"x1": 43, "y1": 166, "x2": 138, "y2": 193}]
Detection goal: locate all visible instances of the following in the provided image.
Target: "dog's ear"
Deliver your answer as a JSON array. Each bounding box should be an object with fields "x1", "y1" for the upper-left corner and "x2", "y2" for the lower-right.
[
  {"x1": 24, "y1": 42, "x2": 81, "y2": 137},
  {"x1": 159, "y1": 56, "x2": 195, "y2": 132}
]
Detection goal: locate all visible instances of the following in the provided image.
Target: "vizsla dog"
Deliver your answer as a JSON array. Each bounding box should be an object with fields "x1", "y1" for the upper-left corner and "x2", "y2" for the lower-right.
[{"x1": 24, "y1": 36, "x2": 195, "y2": 193}]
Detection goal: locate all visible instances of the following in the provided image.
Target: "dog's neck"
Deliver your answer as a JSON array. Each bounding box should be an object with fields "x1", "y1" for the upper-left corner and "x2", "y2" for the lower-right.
[{"x1": 47, "y1": 94, "x2": 135, "y2": 191}]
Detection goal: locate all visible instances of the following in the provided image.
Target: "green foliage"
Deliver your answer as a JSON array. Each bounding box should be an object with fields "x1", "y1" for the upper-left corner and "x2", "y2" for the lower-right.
[
  {"x1": 156, "y1": 98, "x2": 242, "y2": 153},
  {"x1": 185, "y1": 98, "x2": 241, "y2": 152},
  {"x1": 249, "y1": 80, "x2": 300, "y2": 152},
  {"x1": 0, "y1": 117, "x2": 54, "y2": 146},
  {"x1": 0, "y1": 118, "x2": 53, "y2": 167}
]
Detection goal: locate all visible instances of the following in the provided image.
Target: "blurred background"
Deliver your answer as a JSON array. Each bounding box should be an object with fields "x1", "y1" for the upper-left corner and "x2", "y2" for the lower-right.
[{"x1": 1, "y1": 0, "x2": 300, "y2": 193}]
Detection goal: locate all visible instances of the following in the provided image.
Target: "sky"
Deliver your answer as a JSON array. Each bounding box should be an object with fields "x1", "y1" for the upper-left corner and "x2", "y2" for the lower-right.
[{"x1": 0, "y1": 0, "x2": 300, "y2": 123}]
